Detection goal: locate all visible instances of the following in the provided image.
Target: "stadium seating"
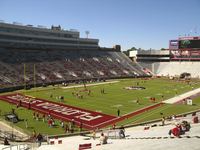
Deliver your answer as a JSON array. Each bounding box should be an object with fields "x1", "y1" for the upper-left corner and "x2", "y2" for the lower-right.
[{"x1": 0, "y1": 48, "x2": 149, "y2": 90}]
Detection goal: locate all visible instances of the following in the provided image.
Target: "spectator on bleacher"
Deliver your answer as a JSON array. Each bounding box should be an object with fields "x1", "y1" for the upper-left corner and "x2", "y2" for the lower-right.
[
  {"x1": 161, "y1": 117, "x2": 165, "y2": 126},
  {"x1": 176, "y1": 123, "x2": 185, "y2": 135},
  {"x1": 169, "y1": 123, "x2": 181, "y2": 137},
  {"x1": 181, "y1": 121, "x2": 191, "y2": 132},
  {"x1": 92, "y1": 130, "x2": 96, "y2": 140},
  {"x1": 4, "y1": 137, "x2": 10, "y2": 145},
  {"x1": 171, "y1": 114, "x2": 176, "y2": 120},
  {"x1": 119, "y1": 126, "x2": 125, "y2": 138},
  {"x1": 192, "y1": 114, "x2": 199, "y2": 123},
  {"x1": 36, "y1": 133, "x2": 43, "y2": 147},
  {"x1": 99, "y1": 133, "x2": 108, "y2": 145},
  {"x1": 169, "y1": 126, "x2": 180, "y2": 137},
  {"x1": 192, "y1": 112, "x2": 196, "y2": 116}
]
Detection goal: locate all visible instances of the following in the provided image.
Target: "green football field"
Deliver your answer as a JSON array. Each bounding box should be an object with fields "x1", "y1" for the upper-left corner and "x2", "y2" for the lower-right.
[{"x1": 0, "y1": 77, "x2": 200, "y2": 135}]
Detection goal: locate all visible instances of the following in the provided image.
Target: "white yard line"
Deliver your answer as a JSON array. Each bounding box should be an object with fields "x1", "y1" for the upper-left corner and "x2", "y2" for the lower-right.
[
  {"x1": 61, "y1": 80, "x2": 119, "y2": 89},
  {"x1": 163, "y1": 87, "x2": 200, "y2": 104}
]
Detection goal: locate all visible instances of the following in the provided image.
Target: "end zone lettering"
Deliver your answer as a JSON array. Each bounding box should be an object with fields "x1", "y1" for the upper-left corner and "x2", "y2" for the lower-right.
[
  {"x1": 7, "y1": 95, "x2": 42, "y2": 104},
  {"x1": 37, "y1": 102, "x2": 103, "y2": 121}
]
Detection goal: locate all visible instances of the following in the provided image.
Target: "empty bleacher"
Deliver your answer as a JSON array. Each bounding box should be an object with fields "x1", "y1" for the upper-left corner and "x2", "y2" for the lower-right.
[{"x1": 0, "y1": 48, "x2": 149, "y2": 90}]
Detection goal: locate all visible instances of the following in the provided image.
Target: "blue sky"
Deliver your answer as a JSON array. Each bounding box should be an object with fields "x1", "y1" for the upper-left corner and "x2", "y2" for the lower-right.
[{"x1": 0, "y1": 0, "x2": 200, "y2": 50}]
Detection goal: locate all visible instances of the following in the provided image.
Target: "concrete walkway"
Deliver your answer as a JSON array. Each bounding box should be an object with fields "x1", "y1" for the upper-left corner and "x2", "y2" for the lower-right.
[
  {"x1": 35, "y1": 112, "x2": 200, "y2": 150},
  {"x1": 163, "y1": 88, "x2": 200, "y2": 104}
]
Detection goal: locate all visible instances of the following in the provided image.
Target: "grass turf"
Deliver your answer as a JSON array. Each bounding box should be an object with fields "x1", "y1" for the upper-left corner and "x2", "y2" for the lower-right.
[{"x1": 0, "y1": 77, "x2": 200, "y2": 135}]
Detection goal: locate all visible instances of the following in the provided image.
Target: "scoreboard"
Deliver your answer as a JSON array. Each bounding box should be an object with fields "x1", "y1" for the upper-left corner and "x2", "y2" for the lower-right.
[
  {"x1": 170, "y1": 36, "x2": 200, "y2": 60},
  {"x1": 178, "y1": 36, "x2": 200, "y2": 49},
  {"x1": 179, "y1": 39, "x2": 200, "y2": 49},
  {"x1": 169, "y1": 37, "x2": 200, "y2": 50}
]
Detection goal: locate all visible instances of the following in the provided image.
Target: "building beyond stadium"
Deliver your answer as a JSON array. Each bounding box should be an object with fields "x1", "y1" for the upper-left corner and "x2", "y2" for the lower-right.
[{"x1": 135, "y1": 36, "x2": 200, "y2": 78}]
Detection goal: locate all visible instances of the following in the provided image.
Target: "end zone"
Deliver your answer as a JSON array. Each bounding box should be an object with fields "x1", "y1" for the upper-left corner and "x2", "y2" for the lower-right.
[{"x1": 0, "y1": 93, "x2": 117, "y2": 130}]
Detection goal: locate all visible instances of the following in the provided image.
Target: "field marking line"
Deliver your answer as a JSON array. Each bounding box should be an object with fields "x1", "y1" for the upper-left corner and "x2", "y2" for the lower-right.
[
  {"x1": 111, "y1": 104, "x2": 123, "y2": 108},
  {"x1": 61, "y1": 80, "x2": 119, "y2": 89},
  {"x1": 93, "y1": 103, "x2": 163, "y2": 128},
  {"x1": 124, "y1": 105, "x2": 171, "y2": 125}
]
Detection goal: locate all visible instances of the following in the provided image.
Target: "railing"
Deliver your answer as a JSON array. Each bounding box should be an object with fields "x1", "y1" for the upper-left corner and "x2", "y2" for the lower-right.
[{"x1": 2, "y1": 143, "x2": 32, "y2": 150}]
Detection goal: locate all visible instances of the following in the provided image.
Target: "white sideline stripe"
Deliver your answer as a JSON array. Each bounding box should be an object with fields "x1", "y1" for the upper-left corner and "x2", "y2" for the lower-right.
[
  {"x1": 126, "y1": 105, "x2": 171, "y2": 125},
  {"x1": 163, "y1": 88, "x2": 200, "y2": 104},
  {"x1": 92, "y1": 103, "x2": 163, "y2": 128},
  {"x1": 61, "y1": 81, "x2": 119, "y2": 89}
]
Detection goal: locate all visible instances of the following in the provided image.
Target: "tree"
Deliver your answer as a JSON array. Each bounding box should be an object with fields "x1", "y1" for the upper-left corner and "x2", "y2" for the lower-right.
[
  {"x1": 128, "y1": 47, "x2": 137, "y2": 51},
  {"x1": 160, "y1": 48, "x2": 166, "y2": 50},
  {"x1": 123, "y1": 47, "x2": 137, "y2": 56}
]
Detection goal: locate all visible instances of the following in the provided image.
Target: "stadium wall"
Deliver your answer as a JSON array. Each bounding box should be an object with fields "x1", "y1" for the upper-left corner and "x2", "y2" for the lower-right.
[{"x1": 139, "y1": 61, "x2": 200, "y2": 78}]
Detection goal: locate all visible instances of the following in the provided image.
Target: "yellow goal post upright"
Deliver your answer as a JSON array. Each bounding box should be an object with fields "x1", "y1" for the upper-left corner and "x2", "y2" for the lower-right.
[
  {"x1": 33, "y1": 64, "x2": 36, "y2": 89},
  {"x1": 24, "y1": 63, "x2": 26, "y2": 91}
]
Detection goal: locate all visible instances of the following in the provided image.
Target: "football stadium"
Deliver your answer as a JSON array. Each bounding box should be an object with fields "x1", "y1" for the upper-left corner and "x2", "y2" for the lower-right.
[
  {"x1": 0, "y1": 1, "x2": 200, "y2": 149},
  {"x1": 0, "y1": 21, "x2": 200, "y2": 150}
]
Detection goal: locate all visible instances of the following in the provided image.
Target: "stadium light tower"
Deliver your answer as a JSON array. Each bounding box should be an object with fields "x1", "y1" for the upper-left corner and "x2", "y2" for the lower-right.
[{"x1": 85, "y1": 30, "x2": 90, "y2": 39}]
